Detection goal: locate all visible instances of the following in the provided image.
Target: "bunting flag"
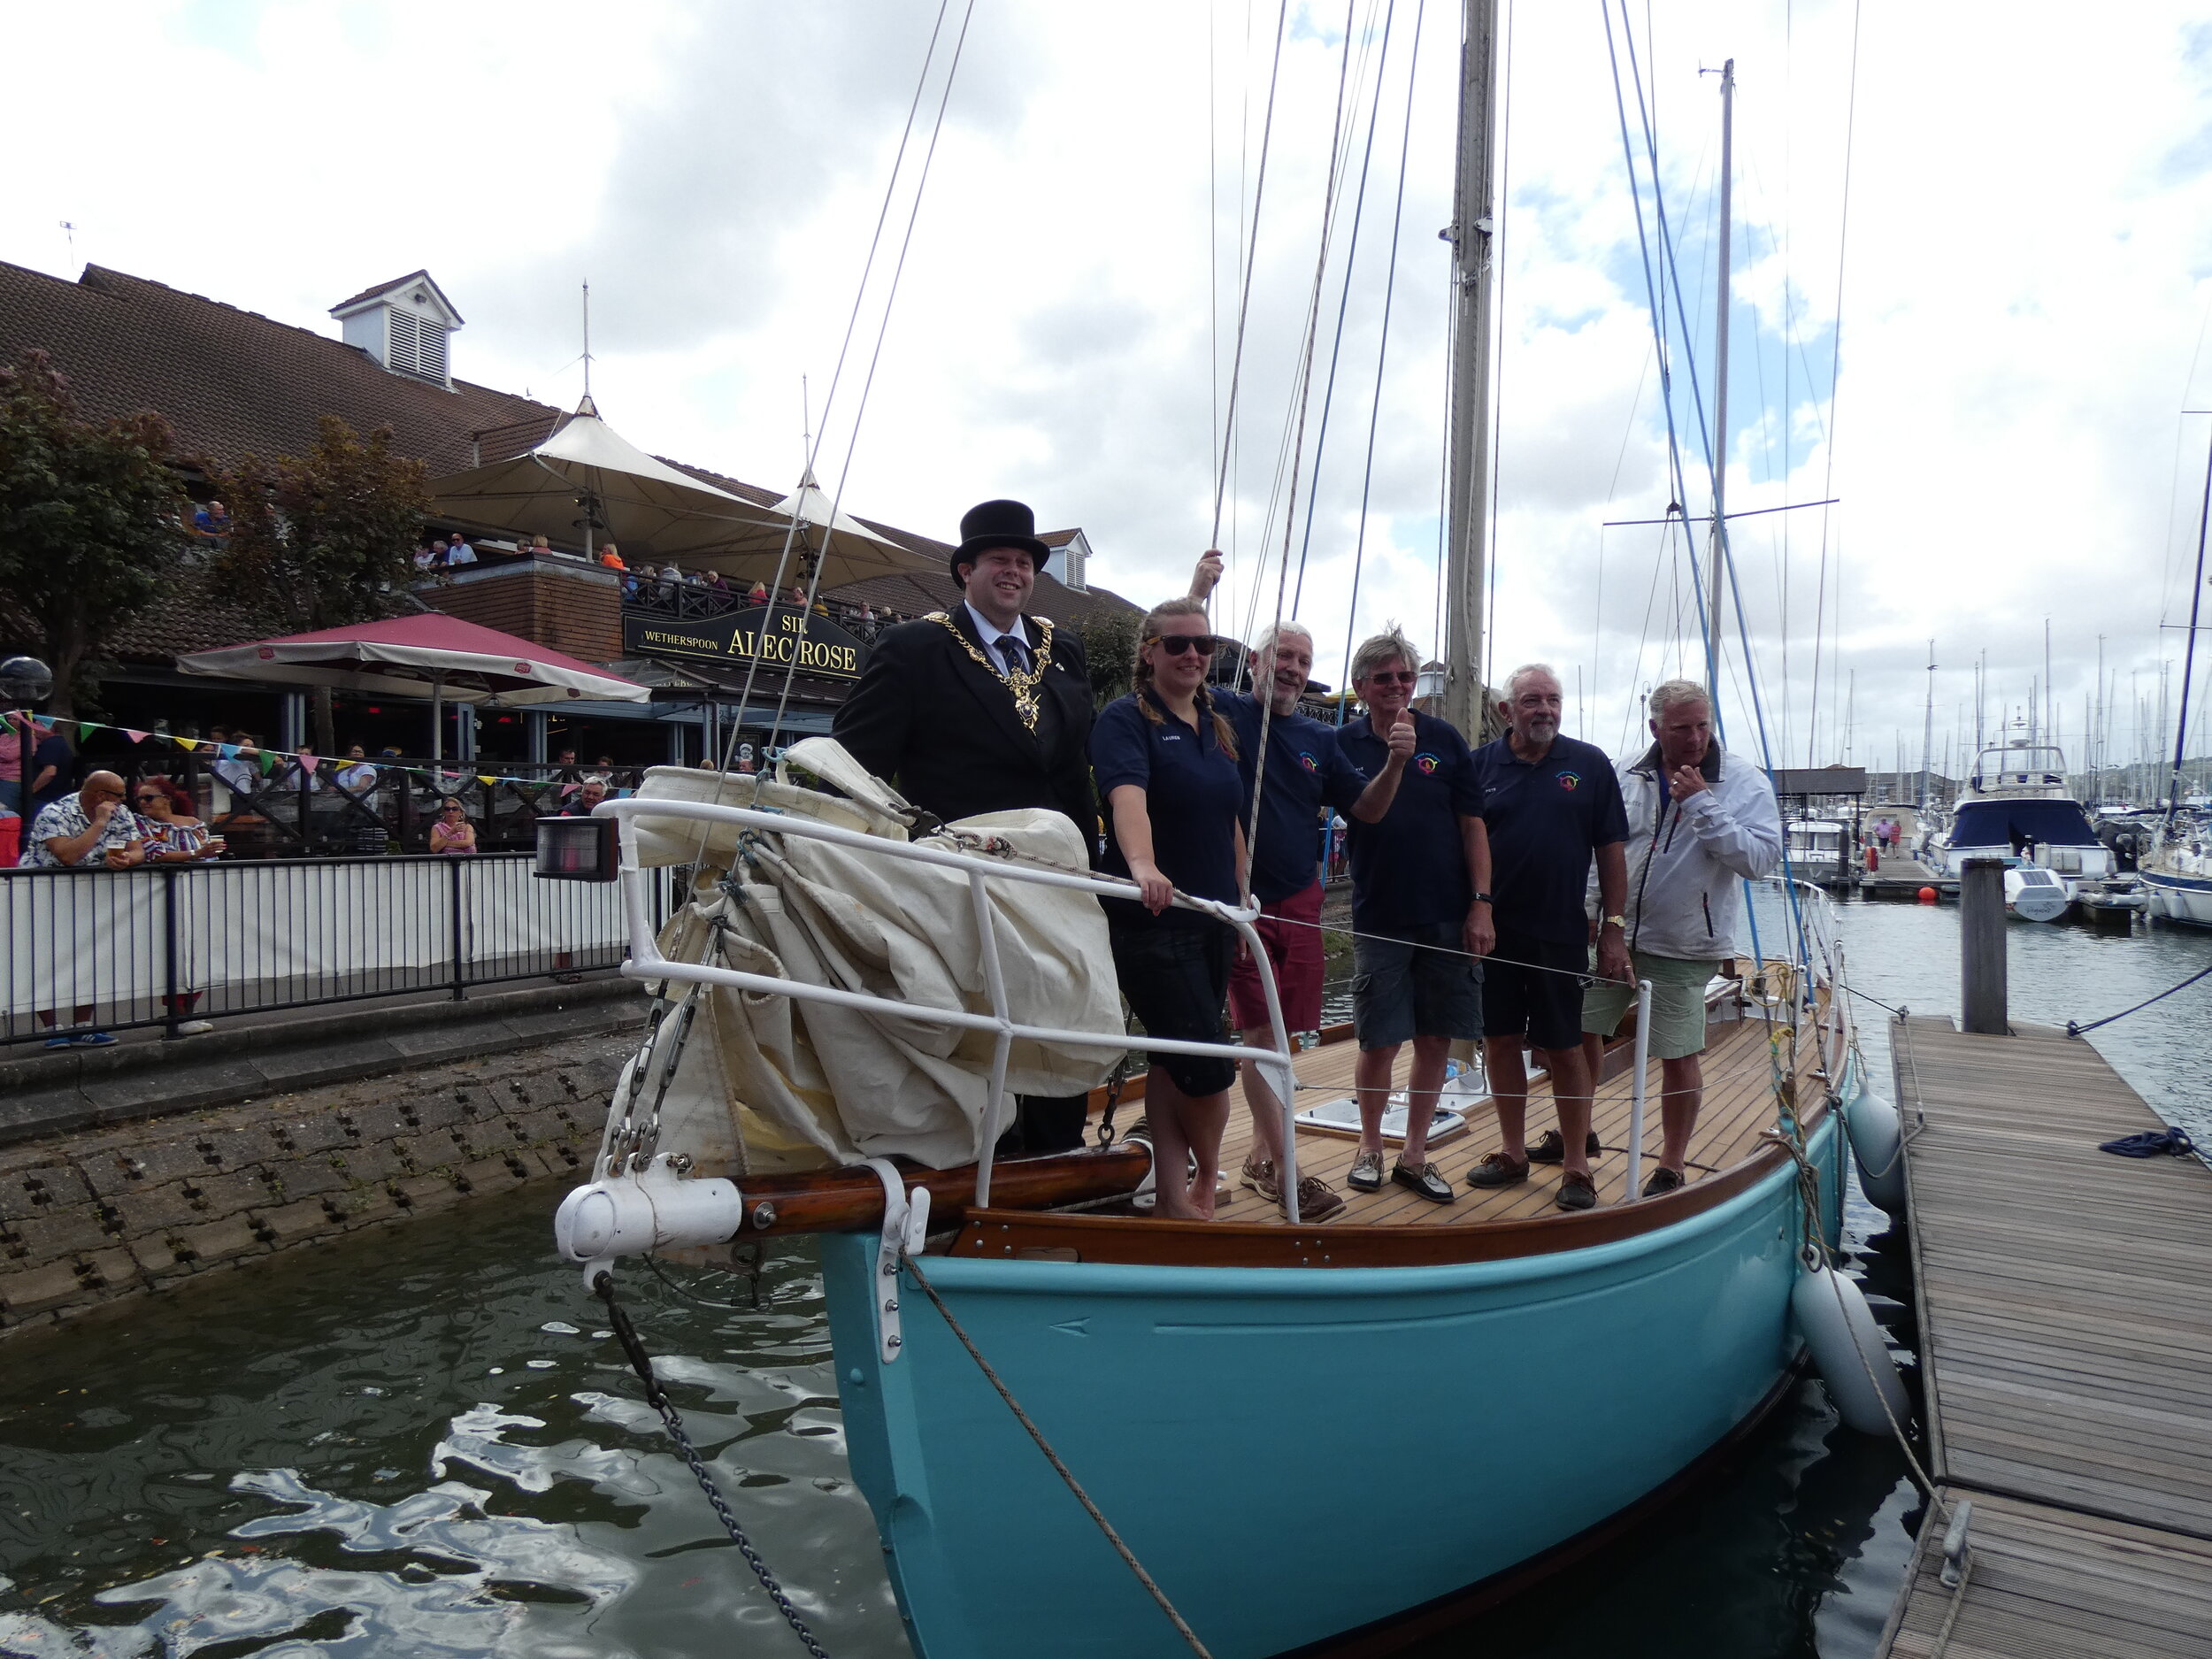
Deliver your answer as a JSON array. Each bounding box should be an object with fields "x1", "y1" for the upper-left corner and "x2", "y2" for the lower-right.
[{"x1": 4, "y1": 710, "x2": 665, "y2": 795}]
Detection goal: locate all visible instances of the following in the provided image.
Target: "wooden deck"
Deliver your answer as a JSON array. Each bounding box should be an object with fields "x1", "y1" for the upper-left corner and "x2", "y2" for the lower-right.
[
  {"x1": 1200, "y1": 995, "x2": 1813, "y2": 1226},
  {"x1": 1875, "y1": 1016, "x2": 2212, "y2": 1658}
]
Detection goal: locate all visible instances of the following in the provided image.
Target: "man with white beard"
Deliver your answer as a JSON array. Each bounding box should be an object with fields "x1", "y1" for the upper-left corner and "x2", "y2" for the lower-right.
[{"x1": 1188, "y1": 553, "x2": 1411, "y2": 1218}]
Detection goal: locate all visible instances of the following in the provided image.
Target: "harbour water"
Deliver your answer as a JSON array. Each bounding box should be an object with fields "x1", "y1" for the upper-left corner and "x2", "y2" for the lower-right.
[{"x1": 2, "y1": 901, "x2": 2204, "y2": 1658}]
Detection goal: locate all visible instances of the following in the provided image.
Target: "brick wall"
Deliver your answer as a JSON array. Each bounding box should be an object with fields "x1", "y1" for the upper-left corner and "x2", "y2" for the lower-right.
[
  {"x1": 0, "y1": 1027, "x2": 630, "y2": 1335},
  {"x1": 425, "y1": 559, "x2": 623, "y2": 664}
]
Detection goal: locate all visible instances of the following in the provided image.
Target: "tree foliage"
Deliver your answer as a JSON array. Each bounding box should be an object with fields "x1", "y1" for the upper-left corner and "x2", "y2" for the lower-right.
[
  {"x1": 1077, "y1": 609, "x2": 1141, "y2": 709},
  {"x1": 215, "y1": 416, "x2": 432, "y2": 636},
  {"x1": 0, "y1": 350, "x2": 188, "y2": 716}
]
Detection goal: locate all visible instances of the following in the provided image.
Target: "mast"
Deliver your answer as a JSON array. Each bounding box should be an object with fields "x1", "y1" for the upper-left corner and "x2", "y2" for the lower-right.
[
  {"x1": 1442, "y1": 0, "x2": 1501, "y2": 742},
  {"x1": 2166, "y1": 421, "x2": 2212, "y2": 824},
  {"x1": 1705, "y1": 58, "x2": 1736, "y2": 688},
  {"x1": 1919, "y1": 639, "x2": 1936, "y2": 811}
]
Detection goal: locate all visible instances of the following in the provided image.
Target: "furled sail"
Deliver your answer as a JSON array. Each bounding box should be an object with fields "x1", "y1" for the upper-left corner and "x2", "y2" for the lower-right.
[{"x1": 615, "y1": 740, "x2": 1124, "y2": 1174}]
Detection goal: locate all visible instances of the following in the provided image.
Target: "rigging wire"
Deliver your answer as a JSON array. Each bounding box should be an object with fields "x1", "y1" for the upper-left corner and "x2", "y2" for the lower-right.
[
  {"x1": 1330, "y1": 0, "x2": 1427, "y2": 689},
  {"x1": 1210, "y1": 0, "x2": 1294, "y2": 549},
  {"x1": 1481, "y1": 0, "x2": 1517, "y2": 701},
  {"x1": 718, "y1": 0, "x2": 967, "y2": 753},
  {"x1": 764, "y1": 0, "x2": 980, "y2": 747},
  {"x1": 1292, "y1": 0, "x2": 1401, "y2": 614},
  {"x1": 1246, "y1": 0, "x2": 1365, "y2": 895}
]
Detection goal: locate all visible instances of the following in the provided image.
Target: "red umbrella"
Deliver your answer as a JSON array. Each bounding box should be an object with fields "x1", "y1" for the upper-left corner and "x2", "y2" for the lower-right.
[{"x1": 180, "y1": 615, "x2": 649, "y2": 759}]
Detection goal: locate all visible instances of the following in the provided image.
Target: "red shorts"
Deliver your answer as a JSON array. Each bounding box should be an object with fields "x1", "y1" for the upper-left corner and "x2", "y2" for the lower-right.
[{"x1": 1227, "y1": 879, "x2": 1327, "y2": 1033}]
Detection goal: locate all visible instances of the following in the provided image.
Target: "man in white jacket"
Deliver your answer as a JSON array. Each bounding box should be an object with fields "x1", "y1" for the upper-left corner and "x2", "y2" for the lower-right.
[{"x1": 1582, "y1": 679, "x2": 1782, "y2": 1194}]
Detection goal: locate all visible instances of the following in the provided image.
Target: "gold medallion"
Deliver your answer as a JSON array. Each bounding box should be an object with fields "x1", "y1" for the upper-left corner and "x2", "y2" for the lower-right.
[{"x1": 930, "y1": 612, "x2": 1056, "y2": 733}]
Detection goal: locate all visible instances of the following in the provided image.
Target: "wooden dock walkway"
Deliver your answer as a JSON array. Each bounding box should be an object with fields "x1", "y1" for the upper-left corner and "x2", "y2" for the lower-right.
[{"x1": 1875, "y1": 1016, "x2": 2212, "y2": 1659}]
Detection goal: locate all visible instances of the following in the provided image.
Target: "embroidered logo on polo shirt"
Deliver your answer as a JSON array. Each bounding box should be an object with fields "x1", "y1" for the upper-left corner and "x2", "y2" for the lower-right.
[
  {"x1": 1297, "y1": 749, "x2": 1319, "y2": 773},
  {"x1": 1414, "y1": 753, "x2": 1441, "y2": 774},
  {"x1": 1162, "y1": 733, "x2": 1185, "y2": 741},
  {"x1": 1556, "y1": 771, "x2": 1582, "y2": 790}
]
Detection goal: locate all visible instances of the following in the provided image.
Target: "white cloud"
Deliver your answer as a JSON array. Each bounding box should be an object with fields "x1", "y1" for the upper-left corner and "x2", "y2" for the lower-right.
[{"x1": 7, "y1": 0, "x2": 2212, "y2": 770}]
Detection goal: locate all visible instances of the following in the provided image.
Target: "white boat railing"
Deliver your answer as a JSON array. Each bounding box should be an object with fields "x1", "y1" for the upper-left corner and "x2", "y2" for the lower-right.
[{"x1": 595, "y1": 795, "x2": 1305, "y2": 1219}]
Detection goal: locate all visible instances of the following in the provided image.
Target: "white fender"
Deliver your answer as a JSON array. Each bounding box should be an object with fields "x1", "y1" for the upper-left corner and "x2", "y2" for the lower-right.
[
  {"x1": 1793, "y1": 1263, "x2": 1911, "y2": 1437},
  {"x1": 1845, "y1": 1086, "x2": 1905, "y2": 1214}
]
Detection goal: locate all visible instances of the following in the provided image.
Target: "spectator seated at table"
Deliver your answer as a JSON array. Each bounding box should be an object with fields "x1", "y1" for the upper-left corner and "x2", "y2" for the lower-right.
[
  {"x1": 133, "y1": 779, "x2": 225, "y2": 862},
  {"x1": 620, "y1": 572, "x2": 642, "y2": 601},
  {"x1": 445, "y1": 534, "x2": 478, "y2": 567},
  {"x1": 429, "y1": 797, "x2": 478, "y2": 854},
  {"x1": 192, "y1": 499, "x2": 232, "y2": 538},
  {"x1": 412, "y1": 541, "x2": 437, "y2": 571},
  {"x1": 21, "y1": 771, "x2": 146, "y2": 869},
  {"x1": 747, "y1": 580, "x2": 770, "y2": 604},
  {"x1": 532, "y1": 534, "x2": 557, "y2": 557},
  {"x1": 333, "y1": 745, "x2": 378, "y2": 793}
]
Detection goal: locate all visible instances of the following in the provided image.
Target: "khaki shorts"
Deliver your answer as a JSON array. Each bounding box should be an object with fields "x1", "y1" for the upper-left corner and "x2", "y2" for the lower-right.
[{"x1": 1582, "y1": 949, "x2": 1721, "y2": 1061}]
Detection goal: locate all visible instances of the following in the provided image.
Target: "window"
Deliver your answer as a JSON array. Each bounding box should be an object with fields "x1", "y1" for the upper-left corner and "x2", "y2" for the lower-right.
[{"x1": 387, "y1": 307, "x2": 449, "y2": 382}]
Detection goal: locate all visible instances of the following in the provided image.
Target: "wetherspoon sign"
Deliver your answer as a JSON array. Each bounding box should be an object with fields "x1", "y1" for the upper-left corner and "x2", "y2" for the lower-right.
[{"x1": 623, "y1": 603, "x2": 871, "y2": 682}]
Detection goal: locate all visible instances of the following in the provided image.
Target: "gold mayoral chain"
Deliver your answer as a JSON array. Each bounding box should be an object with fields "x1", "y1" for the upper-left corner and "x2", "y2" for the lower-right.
[{"x1": 929, "y1": 612, "x2": 1057, "y2": 732}]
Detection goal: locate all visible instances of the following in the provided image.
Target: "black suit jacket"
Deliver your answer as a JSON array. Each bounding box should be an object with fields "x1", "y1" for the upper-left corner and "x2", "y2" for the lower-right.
[{"x1": 833, "y1": 609, "x2": 1096, "y2": 833}]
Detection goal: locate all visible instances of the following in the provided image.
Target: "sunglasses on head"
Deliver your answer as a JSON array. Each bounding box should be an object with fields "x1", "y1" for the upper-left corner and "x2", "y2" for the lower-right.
[
  {"x1": 1148, "y1": 633, "x2": 1219, "y2": 657},
  {"x1": 1364, "y1": 670, "x2": 1417, "y2": 686}
]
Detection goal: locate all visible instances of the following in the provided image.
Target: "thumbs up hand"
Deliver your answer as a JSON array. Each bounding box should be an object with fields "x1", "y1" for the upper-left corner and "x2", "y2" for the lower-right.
[{"x1": 1386, "y1": 710, "x2": 1417, "y2": 764}]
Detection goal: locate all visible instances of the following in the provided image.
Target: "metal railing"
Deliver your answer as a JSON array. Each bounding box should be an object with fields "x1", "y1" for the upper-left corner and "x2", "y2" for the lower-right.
[
  {"x1": 595, "y1": 795, "x2": 1302, "y2": 1217},
  {"x1": 2, "y1": 854, "x2": 674, "y2": 1045}
]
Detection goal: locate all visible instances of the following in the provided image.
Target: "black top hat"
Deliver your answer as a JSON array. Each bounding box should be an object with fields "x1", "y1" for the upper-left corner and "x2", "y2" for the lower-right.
[{"x1": 950, "y1": 499, "x2": 1049, "y2": 582}]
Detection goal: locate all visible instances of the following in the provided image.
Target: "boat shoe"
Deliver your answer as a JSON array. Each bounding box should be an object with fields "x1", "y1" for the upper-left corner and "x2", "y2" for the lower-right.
[
  {"x1": 1555, "y1": 1169, "x2": 1599, "y2": 1211},
  {"x1": 1640, "y1": 1165, "x2": 1686, "y2": 1197},
  {"x1": 1463, "y1": 1151, "x2": 1530, "y2": 1189},
  {"x1": 1347, "y1": 1148, "x2": 1386, "y2": 1192},
  {"x1": 1525, "y1": 1128, "x2": 1603, "y2": 1164},
  {"x1": 1392, "y1": 1158, "x2": 1456, "y2": 1204}
]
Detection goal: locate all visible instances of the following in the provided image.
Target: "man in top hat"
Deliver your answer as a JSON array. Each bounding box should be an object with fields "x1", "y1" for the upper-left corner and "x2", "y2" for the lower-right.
[
  {"x1": 836, "y1": 498, "x2": 1094, "y2": 833},
  {"x1": 834, "y1": 498, "x2": 1096, "y2": 1154}
]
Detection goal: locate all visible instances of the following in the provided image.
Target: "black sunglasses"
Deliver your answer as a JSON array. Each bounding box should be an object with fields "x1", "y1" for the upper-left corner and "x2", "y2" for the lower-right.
[
  {"x1": 1148, "y1": 633, "x2": 1219, "y2": 657},
  {"x1": 1364, "y1": 670, "x2": 1418, "y2": 686}
]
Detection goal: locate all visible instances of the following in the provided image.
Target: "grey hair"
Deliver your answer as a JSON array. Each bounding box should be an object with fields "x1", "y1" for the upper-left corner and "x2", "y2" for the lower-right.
[
  {"x1": 1349, "y1": 625, "x2": 1418, "y2": 684},
  {"x1": 1503, "y1": 662, "x2": 1562, "y2": 701},
  {"x1": 1251, "y1": 619, "x2": 1316, "y2": 657},
  {"x1": 1647, "y1": 678, "x2": 1712, "y2": 718}
]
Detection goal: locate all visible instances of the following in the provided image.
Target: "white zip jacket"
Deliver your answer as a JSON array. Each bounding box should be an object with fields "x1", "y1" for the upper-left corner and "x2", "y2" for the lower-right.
[{"x1": 1595, "y1": 741, "x2": 1783, "y2": 961}]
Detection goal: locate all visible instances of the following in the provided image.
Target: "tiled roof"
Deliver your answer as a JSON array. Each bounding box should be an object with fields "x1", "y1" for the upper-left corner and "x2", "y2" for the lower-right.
[
  {"x1": 328, "y1": 269, "x2": 463, "y2": 322},
  {"x1": 0, "y1": 257, "x2": 1141, "y2": 663},
  {"x1": 0, "y1": 261, "x2": 552, "y2": 476}
]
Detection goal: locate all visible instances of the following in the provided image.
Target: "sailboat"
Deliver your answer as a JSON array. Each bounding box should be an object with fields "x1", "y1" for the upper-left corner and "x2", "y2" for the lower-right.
[
  {"x1": 2139, "y1": 423, "x2": 2212, "y2": 927},
  {"x1": 541, "y1": 18, "x2": 1897, "y2": 1658}
]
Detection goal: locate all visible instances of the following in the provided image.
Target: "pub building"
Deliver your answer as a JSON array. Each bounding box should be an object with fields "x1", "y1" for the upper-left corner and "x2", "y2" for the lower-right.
[{"x1": 0, "y1": 259, "x2": 1141, "y2": 778}]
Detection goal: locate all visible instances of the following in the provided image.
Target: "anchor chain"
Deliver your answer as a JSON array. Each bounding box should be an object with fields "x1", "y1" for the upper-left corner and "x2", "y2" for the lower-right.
[{"x1": 594, "y1": 1272, "x2": 830, "y2": 1658}]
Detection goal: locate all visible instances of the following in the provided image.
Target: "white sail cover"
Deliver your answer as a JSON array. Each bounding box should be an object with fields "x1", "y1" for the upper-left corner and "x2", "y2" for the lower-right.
[{"x1": 624, "y1": 741, "x2": 1124, "y2": 1172}]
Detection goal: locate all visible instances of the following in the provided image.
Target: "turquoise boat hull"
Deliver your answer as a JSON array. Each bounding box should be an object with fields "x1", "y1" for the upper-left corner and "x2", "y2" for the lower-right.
[{"x1": 824, "y1": 1110, "x2": 1843, "y2": 1659}]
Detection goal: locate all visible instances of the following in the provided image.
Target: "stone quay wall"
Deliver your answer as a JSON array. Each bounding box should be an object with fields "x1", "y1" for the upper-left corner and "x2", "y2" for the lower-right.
[{"x1": 0, "y1": 1025, "x2": 637, "y2": 1337}]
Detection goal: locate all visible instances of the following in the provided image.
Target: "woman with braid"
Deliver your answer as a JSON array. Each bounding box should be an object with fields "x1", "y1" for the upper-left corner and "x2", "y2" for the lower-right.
[{"x1": 1089, "y1": 597, "x2": 1248, "y2": 1220}]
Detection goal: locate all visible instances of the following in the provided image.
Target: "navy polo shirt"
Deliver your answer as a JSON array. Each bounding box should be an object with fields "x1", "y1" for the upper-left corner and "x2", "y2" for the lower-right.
[
  {"x1": 1215, "y1": 688, "x2": 1369, "y2": 904},
  {"x1": 1336, "y1": 710, "x2": 1484, "y2": 933},
  {"x1": 1471, "y1": 733, "x2": 1630, "y2": 944},
  {"x1": 1090, "y1": 689, "x2": 1245, "y2": 926}
]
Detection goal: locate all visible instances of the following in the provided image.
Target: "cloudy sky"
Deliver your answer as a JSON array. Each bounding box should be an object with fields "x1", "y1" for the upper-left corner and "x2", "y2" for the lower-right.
[{"x1": 8, "y1": 1, "x2": 2212, "y2": 776}]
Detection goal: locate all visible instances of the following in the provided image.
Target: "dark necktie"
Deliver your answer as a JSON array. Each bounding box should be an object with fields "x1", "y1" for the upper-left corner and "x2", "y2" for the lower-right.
[{"x1": 997, "y1": 634, "x2": 1029, "y2": 677}]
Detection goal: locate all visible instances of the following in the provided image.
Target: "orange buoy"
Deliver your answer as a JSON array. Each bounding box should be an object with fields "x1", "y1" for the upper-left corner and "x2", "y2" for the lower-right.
[{"x1": 1916, "y1": 886, "x2": 1938, "y2": 904}]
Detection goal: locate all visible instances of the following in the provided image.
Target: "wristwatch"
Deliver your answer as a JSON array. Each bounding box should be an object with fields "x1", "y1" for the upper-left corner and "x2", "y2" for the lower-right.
[{"x1": 1602, "y1": 913, "x2": 1626, "y2": 929}]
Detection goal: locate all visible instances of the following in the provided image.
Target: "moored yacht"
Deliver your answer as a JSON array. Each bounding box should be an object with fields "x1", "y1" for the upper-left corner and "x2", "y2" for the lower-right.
[{"x1": 1942, "y1": 741, "x2": 2115, "y2": 920}]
